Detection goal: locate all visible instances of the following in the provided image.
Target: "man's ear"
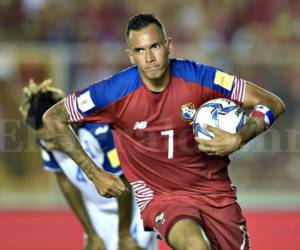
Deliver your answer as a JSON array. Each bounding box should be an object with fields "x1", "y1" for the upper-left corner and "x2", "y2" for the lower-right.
[
  {"x1": 126, "y1": 49, "x2": 135, "y2": 64},
  {"x1": 167, "y1": 37, "x2": 174, "y2": 58}
]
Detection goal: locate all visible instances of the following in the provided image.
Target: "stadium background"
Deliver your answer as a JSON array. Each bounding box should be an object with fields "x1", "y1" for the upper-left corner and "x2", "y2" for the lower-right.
[{"x1": 0, "y1": 0, "x2": 299, "y2": 249}]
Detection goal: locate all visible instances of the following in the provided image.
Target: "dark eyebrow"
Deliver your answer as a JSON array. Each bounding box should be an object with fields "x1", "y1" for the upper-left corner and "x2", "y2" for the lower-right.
[
  {"x1": 150, "y1": 42, "x2": 160, "y2": 48},
  {"x1": 132, "y1": 41, "x2": 164, "y2": 52},
  {"x1": 133, "y1": 47, "x2": 145, "y2": 52}
]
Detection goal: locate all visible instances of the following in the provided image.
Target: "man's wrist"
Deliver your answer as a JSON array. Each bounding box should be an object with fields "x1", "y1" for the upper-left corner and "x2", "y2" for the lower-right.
[
  {"x1": 87, "y1": 167, "x2": 105, "y2": 182},
  {"x1": 80, "y1": 159, "x2": 102, "y2": 181}
]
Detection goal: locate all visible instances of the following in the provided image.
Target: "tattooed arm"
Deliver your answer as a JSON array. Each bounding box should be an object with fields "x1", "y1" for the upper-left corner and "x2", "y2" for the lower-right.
[{"x1": 43, "y1": 100, "x2": 126, "y2": 197}]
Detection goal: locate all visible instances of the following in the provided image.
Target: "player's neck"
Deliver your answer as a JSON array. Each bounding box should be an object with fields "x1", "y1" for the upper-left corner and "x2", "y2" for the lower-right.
[{"x1": 141, "y1": 68, "x2": 170, "y2": 92}]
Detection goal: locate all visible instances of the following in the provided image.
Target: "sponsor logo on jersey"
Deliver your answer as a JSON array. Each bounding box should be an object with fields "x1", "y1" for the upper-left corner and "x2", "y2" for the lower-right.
[
  {"x1": 155, "y1": 212, "x2": 166, "y2": 225},
  {"x1": 133, "y1": 121, "x2": 148, "y2": 130},
  {"x1": 181, "y1": 102, "x2": 196, "y2": 121},
  {"x1": 77, "y1": 91, "x2": 95, "y2": 112},
  {"x1": 214, "y1": 70, "x2": 234, "y2": 91}
]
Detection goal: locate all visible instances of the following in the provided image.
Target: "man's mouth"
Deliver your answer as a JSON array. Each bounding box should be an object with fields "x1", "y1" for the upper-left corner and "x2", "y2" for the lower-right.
[{"x1": 146, "y1": 65, "x2": 160, "y2": 71}]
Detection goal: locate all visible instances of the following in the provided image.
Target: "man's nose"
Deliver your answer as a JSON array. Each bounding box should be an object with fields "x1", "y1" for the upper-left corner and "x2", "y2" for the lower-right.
[{"x1": 145, "y1": 49, "x2": 154, "y2": 63}]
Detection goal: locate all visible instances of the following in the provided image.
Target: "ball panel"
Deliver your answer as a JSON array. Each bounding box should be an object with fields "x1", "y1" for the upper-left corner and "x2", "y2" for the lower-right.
[{"x1": 192, "y1": 98, "x2": 247, "y2": 139}]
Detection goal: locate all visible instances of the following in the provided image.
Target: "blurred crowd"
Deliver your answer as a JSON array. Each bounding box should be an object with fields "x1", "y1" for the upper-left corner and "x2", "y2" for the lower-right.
[
  {"x1": 0, "y1": 0, "x2": 299, "y2": 205},
  {"x1": 0, "y1": 0, "x2": 299, "y2": 103},
  {"x1": 1, "y1": 0, "x2": 300, "y2": 44}
]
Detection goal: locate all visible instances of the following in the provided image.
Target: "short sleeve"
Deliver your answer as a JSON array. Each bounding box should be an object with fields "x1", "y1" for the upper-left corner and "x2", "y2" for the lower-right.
[
  {"x1": 197, "y1": 66, "x2": 246, "y2": 105},
  {"x1": 64, "y1": 66, "x2": 143, "y2": 123},
  {"x1": 172, "y1": 59, "x2": 246, "y2": 105}
]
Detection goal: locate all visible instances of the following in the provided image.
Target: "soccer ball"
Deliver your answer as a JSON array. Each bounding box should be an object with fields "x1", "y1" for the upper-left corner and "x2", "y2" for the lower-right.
[{"x1": 193, "y1": 98, "x2": 247, "y2": 140}]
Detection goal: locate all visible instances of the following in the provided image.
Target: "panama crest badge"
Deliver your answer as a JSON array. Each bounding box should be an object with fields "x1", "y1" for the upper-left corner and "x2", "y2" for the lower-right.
[{"x1": 181, "y1": 102, "x2": 196, "y2": 121}]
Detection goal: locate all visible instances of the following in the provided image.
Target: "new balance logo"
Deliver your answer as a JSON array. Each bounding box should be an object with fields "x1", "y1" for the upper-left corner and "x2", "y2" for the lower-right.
[{"x1": 133, "y1": 121, "x2": 147, "y2": 130}]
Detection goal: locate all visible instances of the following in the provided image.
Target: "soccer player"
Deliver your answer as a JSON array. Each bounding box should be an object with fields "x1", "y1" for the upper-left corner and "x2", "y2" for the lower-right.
[
  {"x1": 19, "y1": 79, "x2": 157, "y2": 250},
  {"x1": 42, "y1": 14, "x2": 285, "y2": 250}
]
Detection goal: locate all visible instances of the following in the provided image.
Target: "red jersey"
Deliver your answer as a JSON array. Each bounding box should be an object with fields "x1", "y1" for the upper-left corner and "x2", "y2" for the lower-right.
[{"x1": 65, "y1": 58, "x2": 246, "y2": 210}]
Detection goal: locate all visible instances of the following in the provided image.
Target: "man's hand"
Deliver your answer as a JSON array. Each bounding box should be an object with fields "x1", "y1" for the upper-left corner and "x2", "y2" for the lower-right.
[
  {"x1": 83, "y1": 233, "x2": 105, "y2": 250},
  {"x1": 91, "y1": 168, "x2": 128, "y2": 198},
  {"x1": 119, "y1": 234, "x2": 145, "y2": 250},
  {"x1": 195, "y1": 125, "x2": 242, "y2": 156}
]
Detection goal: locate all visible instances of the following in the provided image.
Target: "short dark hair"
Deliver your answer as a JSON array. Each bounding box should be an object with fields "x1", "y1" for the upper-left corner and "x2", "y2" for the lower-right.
[
  {"x1": 26, "y1": 91, "x2": 62, "y2": 129},
  {"x1": 126, "y1": 13, "x2": 165, "y2": 38},
  {"x1": 26, "y1": 91, "x2": 61, "y2": 129}
]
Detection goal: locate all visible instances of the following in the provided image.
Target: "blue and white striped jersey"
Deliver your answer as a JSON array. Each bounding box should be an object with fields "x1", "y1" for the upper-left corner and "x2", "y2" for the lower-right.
[{"x1": 39, "y1": 123, "x2": 121, "y2": 208}]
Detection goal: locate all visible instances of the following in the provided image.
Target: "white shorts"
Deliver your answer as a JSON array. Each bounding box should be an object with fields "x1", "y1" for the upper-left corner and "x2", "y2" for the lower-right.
[{"x1": 84, "y1": 196, "x2": 157, "y2": 250}]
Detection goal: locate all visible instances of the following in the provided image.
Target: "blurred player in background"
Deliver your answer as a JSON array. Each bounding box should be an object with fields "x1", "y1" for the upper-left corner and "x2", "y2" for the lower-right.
[
  {"x1": 19, "y1": 79, "x2": 157, "y2": 250},
  {"x1": 42, "y1": 14, "x2": 285, "y2": 250}
]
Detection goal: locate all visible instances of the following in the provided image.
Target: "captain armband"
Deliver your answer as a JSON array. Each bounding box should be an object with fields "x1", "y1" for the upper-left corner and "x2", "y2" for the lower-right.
[{"x1": 249, "y1": 104, "x2": 274, "y2": 129}]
